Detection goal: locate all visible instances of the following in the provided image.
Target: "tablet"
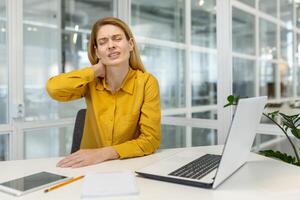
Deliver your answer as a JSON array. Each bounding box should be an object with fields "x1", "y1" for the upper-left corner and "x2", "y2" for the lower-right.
[{"x1": 0, "y1": 172, "x2": 70, "y2": 196}]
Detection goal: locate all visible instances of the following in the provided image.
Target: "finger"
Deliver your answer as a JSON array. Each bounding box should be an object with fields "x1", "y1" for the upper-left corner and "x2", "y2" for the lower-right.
[
  {"x1": 60, "y1": 157, "x2": 83, "y2": 167},
  {"x1": 56, "y1": 156, "x2": 74, "y2": 167},
  {"x1": 71, "y1": 161, "x2": 88, "y2": 168},
  {"x1": 59, "y1": 160, "x2": 81, "y2": 168},
  {"x1": 58, "y1": 157, "x2": 83, "y2": 168},
  {"x1": 67, "y1": 150, "x2": 82, "y2": 158},
  {"x1": 57, "y1": 155, "x2": 79, "y2": 166},
  {"x1": 57, "y1": 150, "x2": 83, "y2": 166},
  {"x1": 56, "y1": 158, "x2": 65, "y2": 167}
]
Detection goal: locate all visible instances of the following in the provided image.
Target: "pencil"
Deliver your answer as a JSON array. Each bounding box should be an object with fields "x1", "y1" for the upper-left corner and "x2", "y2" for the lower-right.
[{"x1": 44, "y1": 175, "x2": 84, "y2": 193}]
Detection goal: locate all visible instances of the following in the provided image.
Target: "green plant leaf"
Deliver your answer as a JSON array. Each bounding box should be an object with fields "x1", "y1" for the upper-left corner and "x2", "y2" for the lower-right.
[
  {"x1": 225, "y1": 94, "x2": 300, "y2": 165},
  {"x1": 284, "y1": 126, "x2": 289, "y2": 132},
  {"x1": 224, "y1": 95, "x2": 240, "y2": 107},
  {"x1": 291, "y1": 129, "x2": 300, "y2": 139},
  {"x1": 267, "y1": 110, "x2": 279, "y2": 120},
  {"x1": 259, "y1": 150, "x2": 299, "y2": 166},
  {"x1": 269, "y1": 110, "x2": 279, "y2": 115},
  {"x1": 227, "y1": 95, "x2": 234, "y2": 103},
  {"x1": 279, "y1": 113, "x2": 291, "y2": 121},
  {"x1": 223, "y1": 103, "x2": 232, "y2": 108},
  {"x1": 290, "y1": 114, "x2": 299, "y2": 120},
  {"x1": 294, "y1": 116, "x2": 300, "y2": 127},
  {"x1": 279, "y1": 113, "x2": 296, "y2": 130},
  {"x1": 282, "y1": 121, "x2": 294, "y2": 129}
]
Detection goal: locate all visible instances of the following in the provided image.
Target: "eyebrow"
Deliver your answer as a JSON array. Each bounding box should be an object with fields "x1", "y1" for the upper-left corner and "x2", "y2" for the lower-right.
[{"x1": 97, "y1": 34, "x2": 123, "y2": 41}]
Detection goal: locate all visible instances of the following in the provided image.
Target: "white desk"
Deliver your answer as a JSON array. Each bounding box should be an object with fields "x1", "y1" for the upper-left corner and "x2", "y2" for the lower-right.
[{"x1": 0, "y1": 146, "x2": 300, "y2": 200}]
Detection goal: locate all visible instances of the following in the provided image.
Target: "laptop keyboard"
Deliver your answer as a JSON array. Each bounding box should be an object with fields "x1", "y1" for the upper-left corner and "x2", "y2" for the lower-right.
[{"x1": 168, "y1": 154, "x2": 221, "y2": 180}]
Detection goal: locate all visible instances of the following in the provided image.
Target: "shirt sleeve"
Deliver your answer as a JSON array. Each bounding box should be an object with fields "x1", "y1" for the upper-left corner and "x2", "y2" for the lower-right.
[
  {"x1": 113, "y1": 74, "x2": 161, "y2": 158},
  {"x1": 46, "y1": 67, "x2": 94, "y2": 102}
]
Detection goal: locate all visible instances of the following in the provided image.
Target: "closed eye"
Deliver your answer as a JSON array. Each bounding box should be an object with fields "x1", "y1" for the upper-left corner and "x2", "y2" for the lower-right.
[
  {"x1": 98, "y1": 38, "x2": 108, "y2": 45},
  {"x1": 112, "y1": 35, "x2": 123, "y2": 41}
]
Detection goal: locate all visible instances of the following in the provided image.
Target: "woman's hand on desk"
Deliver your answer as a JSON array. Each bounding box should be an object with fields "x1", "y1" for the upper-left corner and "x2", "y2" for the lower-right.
[{"x1": 56, "y1": 147, "x2": 120, "y2": 168}]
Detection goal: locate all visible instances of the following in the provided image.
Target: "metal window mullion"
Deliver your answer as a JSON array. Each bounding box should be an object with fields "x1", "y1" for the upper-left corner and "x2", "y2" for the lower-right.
[
  {"x1": 296, "y1": 65, "x2": 299, "y2": 98},
  {"x1": 57, "y1": 0, "x2": 66, "y2": 156},
  {"x1": 190, "y1": 45, "x2": 217, "y2": 54},
  {"x1": 258, "y1": 57, "x2": 287, "y2": 65},
  {"x1": 162, "y1": 105, "x2": 217, "y2": 116},
  {"x1": 277, "y1": 0, "x2": 280, "y2": 21},
  {"x1": 185, "y1": 0, "x2": 192, "y2": 147},
  {"x1": 162, "y1": 108, "x2": 189, "y2": 116},
  {"x1": 255, "y1": 1, "x2": 260, "y2": 97},
  {"x1": 232, "y1": 52, "x2": 256, "y2": 60},
  {"x1": 135, "y1": 36, "x2": 187, "y2": 49},
  {"x1": 276, "y1": 0, "x2": 283, "y2": 143},
  {"x1": 20, "y1": 118, "x2": 74, "y2": 131},
  {"x1": 293, "y1": 1, "x2": 297, "y2": 99},
  {"x1": 232, "y1": 0, "x2": 257, "y2": 14},
  {"x1": 190, "y1": 105, "x2": 217, "y2": 112},
  {"x1": 58, "y1": 0, "x2": 63, "y2": 73},
  {"x1": 275, "y1": 0, "x2": 280, "y2": 101},
  {"x1": 233, "y1": 0, "x2": 278, "y2": 24},
  {"x1": 117, "y1": 0, "x2": 130, "y2": 24},
  {"x1": 266, "y1": 97, "x2": 296, "y2": 103},
  {"x1": 10, "y1": 123, "x2": 24, "y2": 160},
  {"x1": 257, "y1": 137, "x2": 286, "y2": 149},
  {"x1": 162, "y1": 117, "x2": 218, "y2": 130},
  {"x1": 255, "y1": 0, "x2": 260, "y2": 153},
  {"x1": 7, "y1": 0, "x2": 24, "y2": 160},
  {"x1": 217, "y1": 0, "x2": 232, "y2": 144},
  {"x1": 113, "y1": 0, "x2": 118, "y2": 17},
  {"x1": 257, "y1": 123, "x2": 286, "y2": 135},
  {"x1": 293, "y1": 64, "x2": 298, "y2": 99},
  {"x1": 0, "y1": 124, "x2": 11, "y2": 133}
]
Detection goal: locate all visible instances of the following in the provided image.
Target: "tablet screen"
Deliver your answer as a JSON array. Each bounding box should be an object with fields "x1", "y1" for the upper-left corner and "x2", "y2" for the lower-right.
[{"x1": 0, "y1": 172, "x2": 68, "y2": 192}]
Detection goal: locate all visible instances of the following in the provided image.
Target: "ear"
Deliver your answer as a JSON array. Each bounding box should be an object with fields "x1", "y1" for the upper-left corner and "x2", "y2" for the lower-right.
[
  {"x1": 94, "y1": 46, "x2": 101, "y2": 59},
  {"x1": 128, "y1": 38, "x2": 134, "y2": 51}
]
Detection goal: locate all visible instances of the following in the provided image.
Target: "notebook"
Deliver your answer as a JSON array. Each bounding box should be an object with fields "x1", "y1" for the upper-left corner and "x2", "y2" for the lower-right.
[{"x1": 81, "y1": 171, "x2": 139, "y2": 199}]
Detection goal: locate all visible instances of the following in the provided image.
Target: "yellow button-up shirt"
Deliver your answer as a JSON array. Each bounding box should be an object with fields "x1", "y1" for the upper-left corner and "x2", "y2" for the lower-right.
[{"x1": 46, "y1": 67, "x2": 161, "y2": 158}]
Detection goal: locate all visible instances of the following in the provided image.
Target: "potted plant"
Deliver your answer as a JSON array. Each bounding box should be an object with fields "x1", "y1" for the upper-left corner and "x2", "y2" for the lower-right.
[{"x1": 224, "y1": 95, "x2": 300, "y2": 166}]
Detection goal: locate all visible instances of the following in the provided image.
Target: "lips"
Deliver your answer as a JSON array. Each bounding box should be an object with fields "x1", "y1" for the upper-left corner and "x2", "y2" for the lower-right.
[{"x1": 108, "y1": 52, "x2": 120, "y2": 59}]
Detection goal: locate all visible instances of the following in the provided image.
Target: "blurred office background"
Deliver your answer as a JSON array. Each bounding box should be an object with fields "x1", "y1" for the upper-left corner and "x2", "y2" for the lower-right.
[{"x1": 0, "y1": 0, "x2": 299, "y2": 160}]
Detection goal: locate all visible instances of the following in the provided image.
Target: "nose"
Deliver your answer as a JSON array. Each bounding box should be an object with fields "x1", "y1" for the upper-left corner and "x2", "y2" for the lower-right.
[{"x1": 107, "y1": 39, "x2": 115, "y2": 50}]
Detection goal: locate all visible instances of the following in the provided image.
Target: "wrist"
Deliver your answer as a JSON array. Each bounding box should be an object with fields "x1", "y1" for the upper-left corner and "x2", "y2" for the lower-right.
[
  {"x1": 92, "y1": 64, "x2": 105, "y2": 78},
  {"x1": 103, "y1": 147, "x2": 120, "y2": 160},
  {"x1": 91, "y1": 65, "x2": 100, "y2": 77}
]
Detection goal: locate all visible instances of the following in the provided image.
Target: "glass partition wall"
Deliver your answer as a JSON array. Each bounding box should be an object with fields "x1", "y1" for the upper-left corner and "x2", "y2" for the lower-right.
[
  {"x1": 0, "y1": 0, "x2": 9, "y2": 160},
  {"x1": 131, "y1": 0, "x2": 218, "y2": 148},
  {"x1": 1, "y1": 0, "x2": 299, "y2": 160},
  {"x1": 234, "y1": 0, "x2": 300, "y2": 155},
  {"x1": 21, "y1": 0, "x2": 115, "y2": 158}
]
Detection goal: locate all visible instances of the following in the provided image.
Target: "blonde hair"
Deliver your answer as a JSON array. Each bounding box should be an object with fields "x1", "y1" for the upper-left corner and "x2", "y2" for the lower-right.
[{"x1": 88, "y1": 17, "x2": 145, "y2": 72}]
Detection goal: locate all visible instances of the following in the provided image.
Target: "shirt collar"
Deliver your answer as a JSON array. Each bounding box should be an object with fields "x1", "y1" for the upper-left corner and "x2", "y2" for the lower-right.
[
  {"x1": 121, "y1": 67, "x2": 136, "y2": 94},
  {"x1": 95, "y1": 67, "x2": 136, "y2": 95}
]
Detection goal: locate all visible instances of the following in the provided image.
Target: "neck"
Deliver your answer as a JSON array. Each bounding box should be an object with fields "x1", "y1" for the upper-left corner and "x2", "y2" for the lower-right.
[{"x1": 105, "y1": 63, "x2": 130, "y2": 92}]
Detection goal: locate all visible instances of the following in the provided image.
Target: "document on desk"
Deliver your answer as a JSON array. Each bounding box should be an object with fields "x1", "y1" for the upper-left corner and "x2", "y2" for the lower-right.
[{"x1": 81, "y1": 171, "x2": 139, "y2": 199}]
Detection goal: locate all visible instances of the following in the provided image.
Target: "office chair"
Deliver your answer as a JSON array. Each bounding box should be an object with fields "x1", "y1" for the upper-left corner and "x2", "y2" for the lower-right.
[{"x1": 71, "y1": 109, "x2": 86, "y2": 153}]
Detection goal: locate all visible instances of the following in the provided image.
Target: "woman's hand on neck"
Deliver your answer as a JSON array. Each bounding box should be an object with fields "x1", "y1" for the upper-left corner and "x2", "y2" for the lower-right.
[
  {"x1": 92, "y1": 60, "x2": 106, "y2": 78},
  {"x1": 105, "y1": 63, "x2": 130, "y2": 93}
]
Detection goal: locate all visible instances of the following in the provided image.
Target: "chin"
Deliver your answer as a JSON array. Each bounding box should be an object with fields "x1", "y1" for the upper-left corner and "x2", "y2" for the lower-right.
[{"x1": 105, "y1": 59, "x2": 128, "y2": 67}]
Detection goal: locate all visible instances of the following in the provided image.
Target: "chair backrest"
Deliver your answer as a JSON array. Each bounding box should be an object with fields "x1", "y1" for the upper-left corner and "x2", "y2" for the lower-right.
[{"x1": 71, "y1": 109, "x2": 86, "y2": 153}]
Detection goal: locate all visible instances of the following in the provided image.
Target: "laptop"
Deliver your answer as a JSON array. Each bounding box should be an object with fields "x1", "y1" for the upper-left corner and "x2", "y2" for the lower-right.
[{"x1": 136, "y1": 96, "x2": 267, "y2": 189}]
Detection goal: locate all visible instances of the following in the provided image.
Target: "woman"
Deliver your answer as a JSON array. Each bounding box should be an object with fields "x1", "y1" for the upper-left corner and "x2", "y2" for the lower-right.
[{"x1": 46, "y1": 17, "x2": 161, "y2": 168}]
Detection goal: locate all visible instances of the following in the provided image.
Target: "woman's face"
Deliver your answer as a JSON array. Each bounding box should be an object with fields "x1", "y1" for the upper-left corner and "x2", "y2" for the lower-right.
[{"x1": 95, "y1": 24, "x2": 133, "y2": 67}]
